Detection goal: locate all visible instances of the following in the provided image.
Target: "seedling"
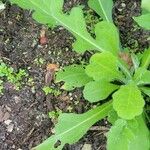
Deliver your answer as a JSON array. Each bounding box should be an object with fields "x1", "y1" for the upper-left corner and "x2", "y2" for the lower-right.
[
  {"x1": 10, "y1": 0, "x2": 150, "y2": 150},
  {"x1": 0, "y1": 60, "x2": 28, "y2": 93}
]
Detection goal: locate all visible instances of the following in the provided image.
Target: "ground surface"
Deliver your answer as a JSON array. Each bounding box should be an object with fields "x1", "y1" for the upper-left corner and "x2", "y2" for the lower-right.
[{"x1": 0, "y1": 0, "x2": 149, "y2": 150}]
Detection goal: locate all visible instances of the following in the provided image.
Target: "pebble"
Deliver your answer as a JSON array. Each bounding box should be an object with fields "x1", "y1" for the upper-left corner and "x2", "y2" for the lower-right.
[
  {"x1": 7, "y1": 124, "x2": 14, "y2": 132},
  {"x1": 4, "y1": 119, "x2": 12, "y2": 125}
]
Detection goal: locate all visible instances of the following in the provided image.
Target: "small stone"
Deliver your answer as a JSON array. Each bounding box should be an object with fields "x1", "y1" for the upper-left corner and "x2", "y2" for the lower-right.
[
  {"x1": 7, "y1": 124, "x2": 14, "y2": 132},
  {"x1": 13, "y1": 96, "x2": 20, "y2": 104},
  {"x1": 5, "y1": 105, "x2": 11, "y2": 112},
  {"x1": 4, "y1": 119, "x2": 12, "y2": 125},
  {"x1": 2, "y1": 112, "x2": 10, "y2": 121},
  {"x1": 12, "y1": 145, "x2": 15, "y2": 148}
]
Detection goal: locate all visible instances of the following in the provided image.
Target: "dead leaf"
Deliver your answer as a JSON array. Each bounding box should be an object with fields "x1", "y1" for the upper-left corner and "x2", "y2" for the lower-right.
[{"x1": 45, "y1": 64, "x2": 59, "y2": 85}]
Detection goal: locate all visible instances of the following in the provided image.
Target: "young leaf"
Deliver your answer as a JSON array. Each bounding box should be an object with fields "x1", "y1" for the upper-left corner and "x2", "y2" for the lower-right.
[
  {"x1": 133, "y1": 67, "x2": 150, "y2": 85},
  {"x1": 140, "y1": 87, "x2": 150, "y2": 97},
  {"x1": 107, "y1": 116, "x2": 150, "y2": 150},
  {"x1": 88, "y1": 0, "x2": 113, "y2": 22},
  {"x1": 86, "y1": 52, "x2": 123, "y2": 81},
  {"x1": 134, "y1": 13, "x2": 150, "y2": 30},
  {"x1": 83, "y1": 80, "x2": 119, "y2": 102},
  {"x1": 140, "y1": 48, "x2": 150, "y2": 69},
  {"x1": 113, "y1": 82, "x2": 145, "y2": 120},
  {"x1": 56, "y1": 65, "x2": 92, "y2": 91},
  {"x1": 32, "y1": 101, "x2": 112, "y2": 150}
]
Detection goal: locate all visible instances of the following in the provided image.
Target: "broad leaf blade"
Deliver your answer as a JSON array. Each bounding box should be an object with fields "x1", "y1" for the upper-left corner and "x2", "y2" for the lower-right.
[
  {"x1": 56, "y1": 65, "x2": 92, "y2": 90},
  {"x1": 134, "y1": 13, "x2": 150, "y2": 30},
  {"x1": 107, "y1": 116, "x2": 150, "y2": 150},
  {"x1": 86, "y1": 52, "x2": 123, "y2": 81},
  {"x1": 88, "y1": 0, "x2": 113, "y2": 22},
  {"x1": 32, "y1": 101, "x2": 112, "y2": 150},
  {"x1": 83, "y1": 80, "x2": 119, "y2": 102},
  {"x1": 113, "y1": 82, "x2": 145, "y2": 120}
]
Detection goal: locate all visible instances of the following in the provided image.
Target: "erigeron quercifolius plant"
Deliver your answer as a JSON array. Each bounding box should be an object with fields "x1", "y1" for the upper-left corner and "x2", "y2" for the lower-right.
[{"x1": 10, "y1": 0, "x2": 150, "y2": 150}]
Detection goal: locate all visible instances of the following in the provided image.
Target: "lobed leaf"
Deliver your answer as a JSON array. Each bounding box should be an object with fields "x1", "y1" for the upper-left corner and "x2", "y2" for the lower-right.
[
  {"x1": 85, "y1": 52, "x2": 123, "y2": 81},
  {"x1": 32, "y1": 101, "x2": 112, "y2": 150},
  {"x1": 88, "y1": 0, "x2": 113, "y2": 22},
  {"x1": 113, "y1": 82, "x2": 145, "y2": 120},
  {"x1": 107, "y1": 116, "x2": 150, "y2": 150},
  {"x1": 83, "y1": 80, "x2": 119, "y2": 102},
  {"x1": 11, "y1": 0, "x2": 120, "y2": 54},
  {"x1": 56, "y1": 65, "x2": 92, "y2": 90}
]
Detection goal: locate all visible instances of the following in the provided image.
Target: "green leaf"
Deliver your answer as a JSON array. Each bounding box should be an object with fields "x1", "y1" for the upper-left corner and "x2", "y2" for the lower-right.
[
  {"x1": 140, "y1": 87, "x2": 150, "y2": 97},
  {"x1": 107, "y1": 116, "x2": 150, "y2": 150},
  {"x1": 88, "y1": 0, "x2": 113, "y2": 22},
  {"x1": 56, "y1": 65, "x2": 92, "y2": 90},
  {"x1": 133, "y1": 67, "x2": 150, "y2": 85},
  {"x1": 141, "y1": 0, "x2": 150, "y2": 13},
  {"x1": 32, "y1": 101, "x2": 112, "y2": 150},
  {"x1": 86, "y1": 52, "x2": 123, "y2": 81},
  {"x1": 108, "y1": 109, "x2": 119, "y2": 125},
  {"x1": 113, "y1": 82, "x2": 145, "y2": 120},
  {"x1": 134, "y1": 13, "x2": 150, "y2": 30},
  {"x1": 11, "y1": 0, "x2": 57, "y2": 26},
  {"x1": 95, "y1": 22, "x2": 120, "y2": 55},
  {"x1": 83, "y1": 80, "x2": 119, "y2": 102},
  {"x1": 11, "y1": 0, "x2": 106, "y2": 53},
  {"x1": 140, "y1": 48, "x2": 150, "y2": 69}
]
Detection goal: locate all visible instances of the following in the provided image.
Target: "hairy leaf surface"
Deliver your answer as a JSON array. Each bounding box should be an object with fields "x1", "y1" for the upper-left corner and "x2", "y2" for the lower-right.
[
  {"x1": 83, "y1": 80, "x2": 119, "y2": 102},
  {"x1": 56, "y1": 65, "x2": 92, "y2": 90},
  {"x1": 32, "y1": 101, "x2": 112, "y2": 150},
  {"x1": 88, "y1": 0, "x2": 113, "y2": 22},
  {"x1": 113, "y1": 82, "x2": 145, "y2": 120}
]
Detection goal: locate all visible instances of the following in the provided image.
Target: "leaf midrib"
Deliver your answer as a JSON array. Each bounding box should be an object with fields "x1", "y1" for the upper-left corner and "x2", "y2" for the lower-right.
[
  {"x1": 56, "y1": 102, "x2": 111, "y2": 138},
  {"x1": 30, "y1": 0, "x2": 105, "y2": 52},
  {"x1": 98, "y1": 0, "x2": 110, "y2": 22}
]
